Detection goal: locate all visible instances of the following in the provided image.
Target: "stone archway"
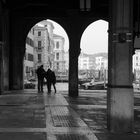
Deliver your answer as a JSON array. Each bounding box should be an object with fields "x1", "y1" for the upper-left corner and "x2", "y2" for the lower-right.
[
  {"x1": 79, "y1": 20, "x2": 108, "y2": 89},
  {"x1": 24, "y1": 19, "x2": 70, "y2": 92},
  {"x1": 22, "y1": 17, "x2": 101, "y2": 97}
]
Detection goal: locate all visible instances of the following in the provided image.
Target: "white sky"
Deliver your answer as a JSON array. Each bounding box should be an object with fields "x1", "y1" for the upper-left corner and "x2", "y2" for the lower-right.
[
  {"x1": 43, "y1": 19, "x2": 108, "y2": 54},
  {"x1": 81, "y1": 20, "x2": 108, "y2": 54}
]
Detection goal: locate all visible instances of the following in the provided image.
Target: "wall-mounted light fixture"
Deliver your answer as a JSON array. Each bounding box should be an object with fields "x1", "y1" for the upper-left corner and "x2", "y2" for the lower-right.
[
  {"x1": 135, "y1": 0, "x2": 140, "y2": 38},
  {"x1": 80, "y1": 0, "x2": 91, "y2": 11}
]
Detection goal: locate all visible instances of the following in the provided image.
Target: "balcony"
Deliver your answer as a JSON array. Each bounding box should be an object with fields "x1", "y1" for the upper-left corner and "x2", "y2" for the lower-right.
[{"x1": 35, "y1": 46, "x2": 43, "y2": 52}]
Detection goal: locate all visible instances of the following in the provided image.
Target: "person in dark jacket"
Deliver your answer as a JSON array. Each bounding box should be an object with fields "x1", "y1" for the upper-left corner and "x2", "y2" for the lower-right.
[
  {"x1": 51, "y1": 70, "x2": 57, "y2": 93},
  {"x1": 45, "y1": 68, "x2": 56, "y2": 94},
  {"x1": 36, "y1": 65, "x2": 45, "y2": 93}
]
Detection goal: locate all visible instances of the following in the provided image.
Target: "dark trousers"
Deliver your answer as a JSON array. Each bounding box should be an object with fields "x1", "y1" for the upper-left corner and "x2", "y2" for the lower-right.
[
  {"x1": 47, "y1": 82, "x2": 56, "y2": 93},
  {"x1": 38, "y1": 78, "x2": 44, "y2": 92},
  {"x1": 47, "y1": 82, "x2": 52, "y2": 93},
  {"x1": 52, "y1": 83, "x2": 56, "y2": 93}
]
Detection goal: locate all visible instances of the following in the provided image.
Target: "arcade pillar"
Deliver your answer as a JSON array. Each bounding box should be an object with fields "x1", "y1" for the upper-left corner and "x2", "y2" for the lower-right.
[
  {"x1": 0, "y1": 2, "x2": 4, "y2": 94},
  {"x1": 68, "y1": 19, "x2": 81, "y2": 97},
  {"x1": 2, "y1": 10, "x2": 10, "y2": 91},
  {"x1": 9, "y1": 17, "x2": 25, "y2": 90},
  {"x1": 0, "y1": 41, "x2": 3, "y2": 94},
  {"x1": 107, "y1": 0, "x2": 134, "y2": 133}
]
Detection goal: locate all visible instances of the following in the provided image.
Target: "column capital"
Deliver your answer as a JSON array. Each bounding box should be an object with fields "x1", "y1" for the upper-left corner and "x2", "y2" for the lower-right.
[{"x1": 112, "y1": 32, "x2": 133, "y2": 43}]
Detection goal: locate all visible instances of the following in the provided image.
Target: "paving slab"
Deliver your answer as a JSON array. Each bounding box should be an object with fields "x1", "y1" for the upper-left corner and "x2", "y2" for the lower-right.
[
  {"x1": 0, "y1": 106, "x2": 46, "y2": 128},
  {"x1": 2, "y1": 89, "x2": 140, "y2": 140},
  {"x1": 0, "y1": 132, "x2": 46, "y2": 140},
  {"x1": 0, "y1": 90, "x2": 98, "y2": 140},
  {"x1": 0, "y1": 94, "x2": 44, "y2": 106},
  {"x1": 50, "y1": 106, "x2": 87, "y2": 127},
  {"x1": 96, "y1": 133, "x2": 140, "y2": 140},
  {"x1": 44, "y1": 94, "x2": 68, "y2": 106},
  {"x1": 54, "y1": 133, "x2": 96, "y2": 140}
]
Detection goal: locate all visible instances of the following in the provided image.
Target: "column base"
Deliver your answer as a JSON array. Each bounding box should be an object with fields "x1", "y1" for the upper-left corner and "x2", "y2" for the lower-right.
[{"x1": 107, "y1": 87, "x2": 134, "y2": 133}]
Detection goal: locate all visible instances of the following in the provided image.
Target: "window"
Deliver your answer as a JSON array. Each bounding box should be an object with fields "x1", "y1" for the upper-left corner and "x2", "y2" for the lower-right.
[
  {"x1": 33, "y1": 28, "x2": 34, "y2": 35},
  {"x1": 26, "y1": 66, "x2": 29, "y2": 73},
  {"x1": 38, "y1": 31, "x2": 41, "y2": 36},
  {"x1": 26, "y1": 37, "x2": 33, "y2": 47},
  {"x1": 56, "y1": 53, "x2": 59, "y2": 60},
  {"x1": 25, "y1": 52, "x2": 28, "y2": 60},
  {"x1": 57, "y1": 62, "x2": 59, "y2": 70},
  {"x1": 48, "y1": 45, "x2": 50, "y2": 52},
  {"x1": 28, "y1": 53, "x2": 33, "y2": 61},
  {"x1": 26, "y1": 37, "x2": 29, "y2": 44},
  {"x1": 30, "y1": 39, "x2": 34, "y2": 47},
  {"x1": 38, "y1": 41, "x2": 41, "y2": 50},
  {"x1": 38, "y1": 54, "x2": 41, "y2": 62},
  {"x1": 56, "y1": 41, "x2": 59, "y2": 49}
]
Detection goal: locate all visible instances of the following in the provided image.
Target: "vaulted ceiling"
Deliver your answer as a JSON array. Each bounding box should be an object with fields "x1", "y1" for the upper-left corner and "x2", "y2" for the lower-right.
[
  {"x1": 1, "y1": 0, "x2": 139, "y2": 24},
  {"x1": 1, "y1": 0, "x2": 109, "y2": 18}
]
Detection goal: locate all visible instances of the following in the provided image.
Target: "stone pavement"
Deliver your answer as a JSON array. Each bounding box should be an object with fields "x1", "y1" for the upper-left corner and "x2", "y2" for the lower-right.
[
  {"x1": 0, "y1": 90, "x2": 97, "y2": 140},
  {"x1": 63, "y1": 90, "x2": 140, "y2": 140},
  {"x1": 0, "y1": 89, "x2": 140, "y2": 140}
]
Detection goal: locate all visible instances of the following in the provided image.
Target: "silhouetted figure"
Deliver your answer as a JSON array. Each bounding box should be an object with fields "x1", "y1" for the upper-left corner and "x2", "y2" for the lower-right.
[
  {"x1": 51, "y1": 70, "x2": 57, "y2": 93},
  {"x1": 36, "y1": 65, "x2": 45, "y2": 93},
  {"x1": 45, "y1": 68, "x2": 56, "y2": 94}
]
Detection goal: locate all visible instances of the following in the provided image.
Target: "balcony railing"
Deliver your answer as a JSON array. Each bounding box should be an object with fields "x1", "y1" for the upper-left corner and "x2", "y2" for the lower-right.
[{"x1": 35, "y1": 46, "x2": 43, "y2": 52}]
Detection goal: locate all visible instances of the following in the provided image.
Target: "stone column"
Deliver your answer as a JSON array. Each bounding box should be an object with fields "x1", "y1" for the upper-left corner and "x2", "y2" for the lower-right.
[
  {"x1": 69, "y1": 38, "x2": 80, "y2": 97},
  {"x1": 68, "y1": 18, "x2": 81, "y2": 97},
  {"x1": 3, "y1": 10, "x2": 10, "y2": 91},
  {"x1": 0, "y1": 41, "x2": 4, "y2": 94},
  {"x1": 0, "y1": 2, "x2": 4, "y2": 94},
  {"x1": 107, "y1": 0, "x2": 134, "y2": 133},
  {"x1": 9, "y1": 17, "x2": 25, "y2": 90},
  {"x1": 9, "y1": 48, "x2": 24, "y2": 90}
]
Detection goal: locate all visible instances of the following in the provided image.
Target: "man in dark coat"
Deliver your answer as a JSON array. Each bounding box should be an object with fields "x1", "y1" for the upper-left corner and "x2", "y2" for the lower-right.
[
  {"x1": 36, "y1": 65, "x2": 45, "y2": 93},
  {"x1": 45, "y1": 68, "x2": 56, "y2": 94},
  {"x1": 51, "y1": 70, "x2": 57, "y2": 93}
]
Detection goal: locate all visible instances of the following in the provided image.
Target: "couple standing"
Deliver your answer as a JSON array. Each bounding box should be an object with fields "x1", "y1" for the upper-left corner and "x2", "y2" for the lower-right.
[{"x1": 36, "y1": 65, "x2": 56, "y2": 94}]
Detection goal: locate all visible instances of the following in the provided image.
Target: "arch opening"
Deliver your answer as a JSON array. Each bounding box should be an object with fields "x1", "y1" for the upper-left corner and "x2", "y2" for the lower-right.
[
  {"x1": 78, "y1": 20, "x2": 108, "y2": 91},
  {"x1": 24, "y1": 19, "x2": 69, "y2": 92},
  {"x1": 133, "y1": 37, "x2": 140, "y2": 90}
]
